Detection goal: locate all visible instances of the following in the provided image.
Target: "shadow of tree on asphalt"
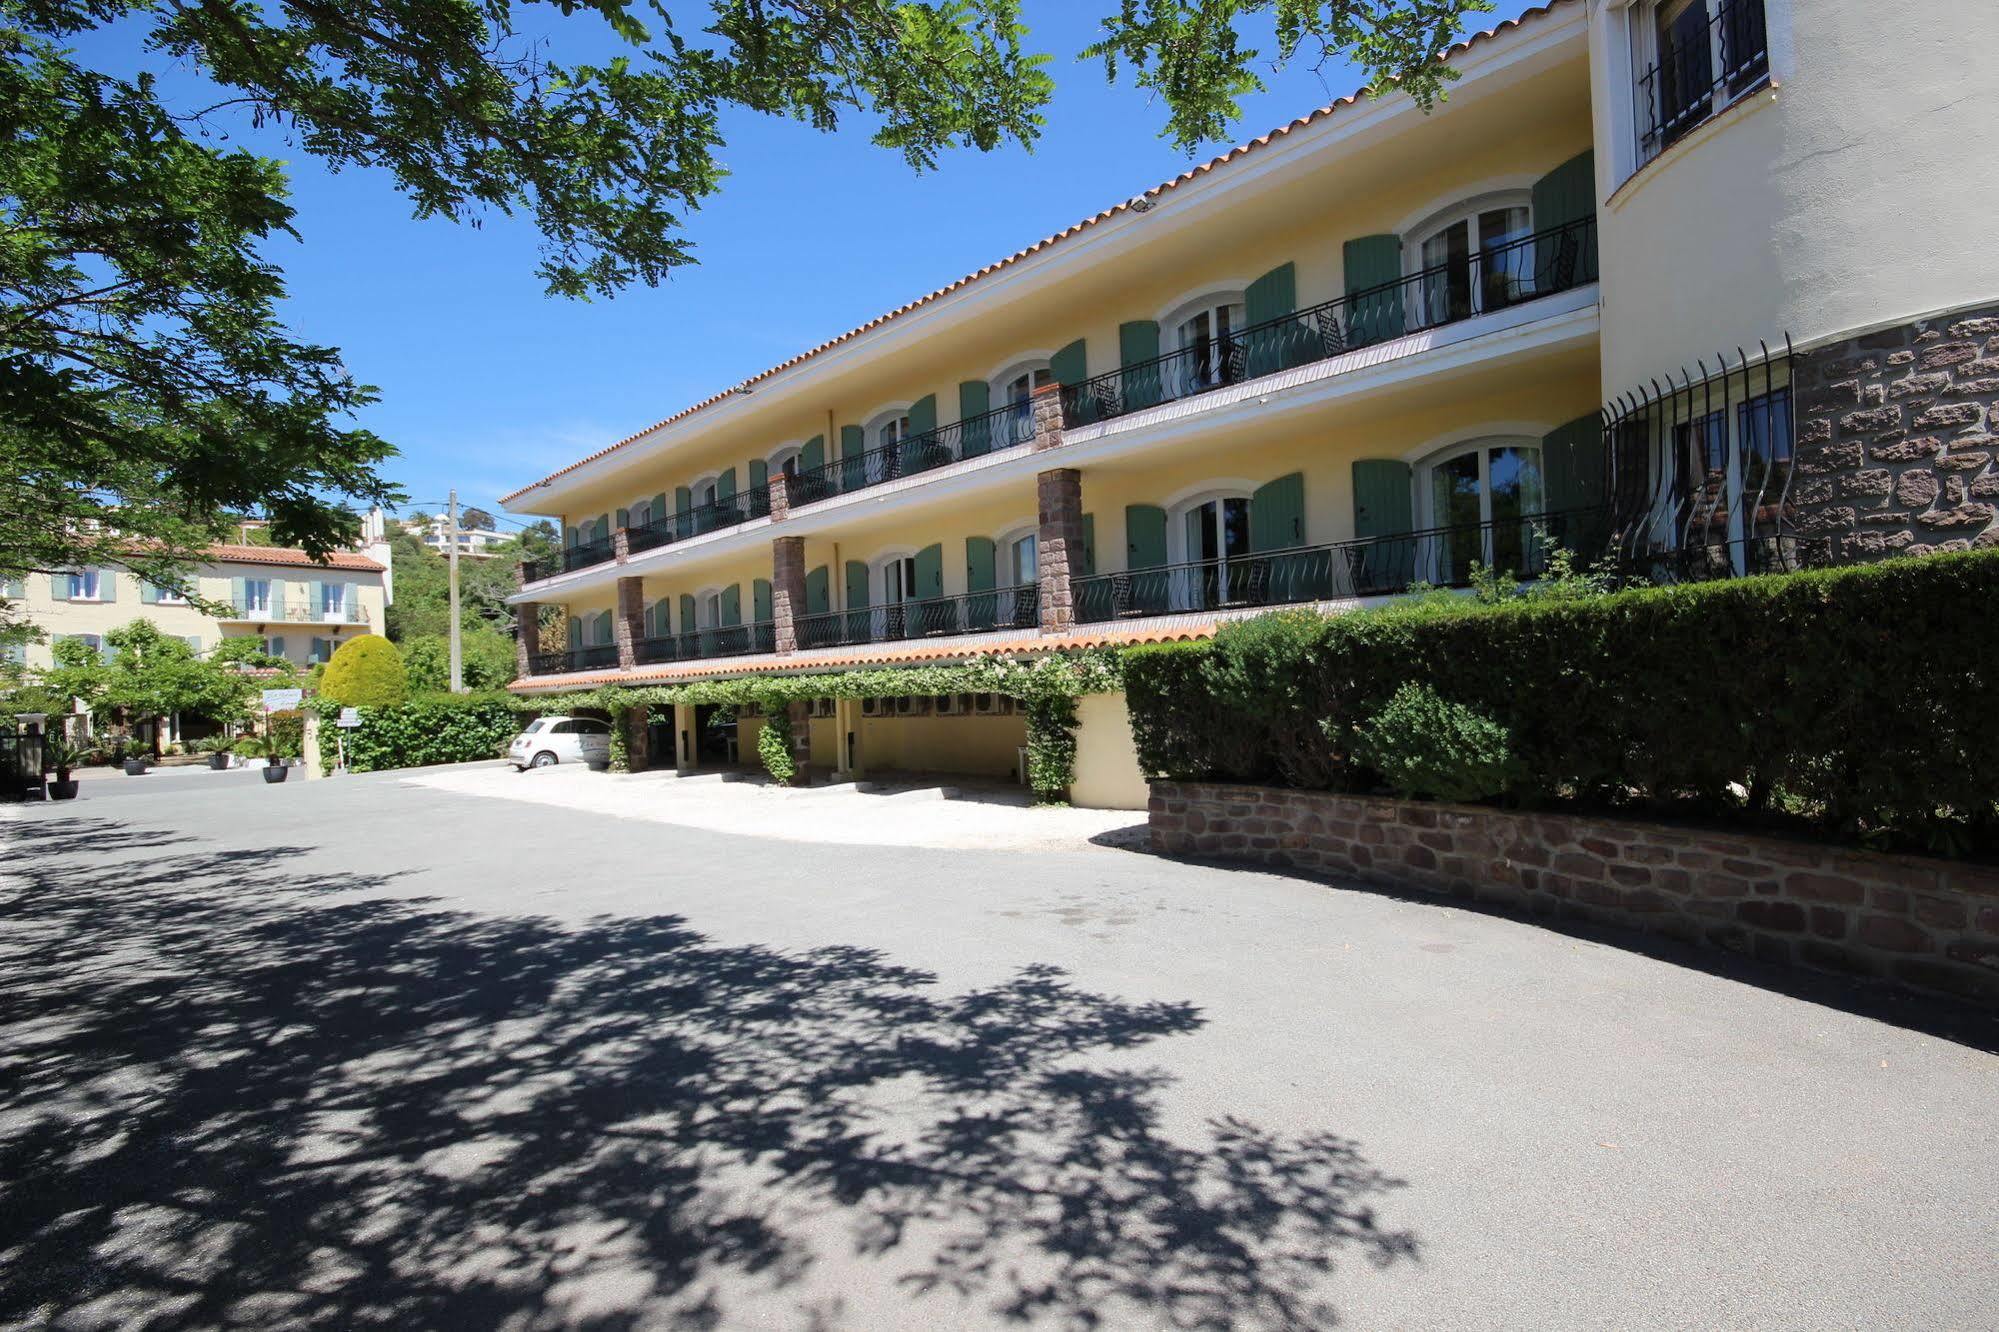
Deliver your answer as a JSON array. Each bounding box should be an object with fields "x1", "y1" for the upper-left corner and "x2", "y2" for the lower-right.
[{"x1": 0, "y1": 817, "x2": 1416, "y2": 1330}]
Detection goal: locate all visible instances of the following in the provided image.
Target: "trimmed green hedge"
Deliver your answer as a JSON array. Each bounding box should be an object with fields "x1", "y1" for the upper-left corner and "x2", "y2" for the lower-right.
[
  {"x1": 1124, "y1": 551, "x2": 1999, "y2": 850},
  {"x1": 323, "y1": 692, "x2": 535, "y2": 774}
]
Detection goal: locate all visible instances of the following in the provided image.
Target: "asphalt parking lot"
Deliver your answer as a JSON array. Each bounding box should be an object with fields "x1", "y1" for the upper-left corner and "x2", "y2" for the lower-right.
[{"x1": 2, "y1": 767, "x2": 1994, "y2": 1329}]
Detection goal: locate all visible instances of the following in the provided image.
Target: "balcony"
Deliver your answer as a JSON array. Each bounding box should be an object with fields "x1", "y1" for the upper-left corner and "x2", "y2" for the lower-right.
[
  {"x1": 633, "y1": 622, "x2": 777, "y2": 666},
  {"x1": 1073, "y1": 509, "x2": 1609, "y2": 622},
  {"x1": 787, "y1": 401, "x2": 1038, "y2": 508},
  {"x1": 1062, "y1": 217, "x2": 1598, "y2": 431},
  {"x1": 1637, "y1": 0, "x2": 1768, "y2": 162},
  {"x1": 523, "y1": 532, "x2": 617, "y2": 583},
  {"x1": 529, "y1": 644, "x2": 619, "y2": 675},
  {"x1": 796, "y1": 586, "x2": 1040, "y2": 650},
  {"x1": 219, "y1": 599, "x2": 372, "y2": 627},
  {"x1": 626, "y1": 490, "x2": 770, "y2": 558}
]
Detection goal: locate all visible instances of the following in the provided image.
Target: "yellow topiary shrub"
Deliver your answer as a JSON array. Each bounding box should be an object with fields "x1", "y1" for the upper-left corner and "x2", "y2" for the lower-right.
[{"x1": 319, "y1": 634, "x2": 408, "y2": 708}]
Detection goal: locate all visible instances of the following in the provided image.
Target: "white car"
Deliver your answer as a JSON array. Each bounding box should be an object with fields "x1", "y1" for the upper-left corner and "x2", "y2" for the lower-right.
[{"x1": 509, "y1": 716, "x2": 611, "y2": 770}]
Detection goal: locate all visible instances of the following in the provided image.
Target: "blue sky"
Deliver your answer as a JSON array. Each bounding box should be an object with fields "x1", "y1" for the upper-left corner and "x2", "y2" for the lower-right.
[{"x1": 99, "y1": 1, "x2": 1539, "y2": 523}]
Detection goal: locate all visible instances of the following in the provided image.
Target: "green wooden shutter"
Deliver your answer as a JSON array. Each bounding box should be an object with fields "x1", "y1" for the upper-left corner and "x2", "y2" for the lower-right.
[
  {"x1": 269, "y1": 635, "x2": 286, "y2": 657},
  {"x1": 804, "y1": 565, "x2": 830, "y2": 615},
  {"x1": 1247, "y1": 261, "x2": 1313, "y2": 378},
  {"x1": 140, "y1": 579, "x2": 159, "y2": 605},
  {"x1": 567, "y1": 617, "x2": 582, "y2": 650},
  {"x1": 1351, "y1": 459, "x2": 1416, "y2": 595},
  {"x1": 844, "y1": 560, "x2": 870, "y2": 609},
  {"x1": 913, "y1": 543, "x2": 943, "y2": 600},
  {"x1": 1051, "y1": 338, "x2": 1087, "y2": 387},
  {"x1": 749, "y1": 458, "x2": 768, "y2": 492},
  {"x1": 799, "y1": 434, "x2": 825, "y2": 474},
  {"x1": 651, "y1": 493, "x2": 667, "y2": 527},
  {"x1": 1351, "y1": 460, "x2": 1413, "y2": 539},
  {"x1": 1120, "y1": 320, "x2": 1162, "y2": 411},
  {"x1": 674, "y1": 486, "x2": 693, "y2": 538},
  {"x1": 100, "y1": 571, "x2": 116, "y2": 602},
  {"x1": 563, "y1": 525, "x2": 577, "y2": 548},
  {"x1": 1250, "y1": 472, "x2": 1306, "y2": 551},
  {"x1": 596, "y1": 515, "x2": 611, "y2": 542},
  {"x1": 1344, "y1": 235, "x2": 1405, "y2": 346},
  {"x1": 840, "y1": 424, "x2": 866, "y2": 491},
  {"x1": 1079, "y1": 513, "x2": 1097, "y2": 576},
  {"x1": 1533, "y1": 149, "x2": 1598, "y2": 287},
  {"x1": 1543, "y1": 412, "x2": 1610, "y2": 556},
  {"x1": 753, "y1": 577, "x2": 772, "y2": 623},
  {"x1": 615, "y1": 506, "x2": 630, "y2": 530},
  {"x1": 268, "y1": 578, "x2": 286, "y2": 614},
  {"x1": 965, "y1": 536, "x2": 996, "y2": 592},
  {"x1": 904, "y1": 394, "x2": 939, "y2": 469},
  {"x1": 679, "y1": 594, "x2": 696, "y2": 635},
  {"x1": 720, "y1": 585, "x2": 742, "y2": 626},
  {"x1": 305, "y1": 580, "x2": 322, "y2": 618},
  {"x1": 958, "y1": 381, "x2": 992, "y2": 456},
  {"x1": 1126, "y1": 504, "x2": 1167, "y2": 569},
  {"x1": 230, "y1": 576, "x2": 246, "y2": 611},
  {"x1": 908, "y1": 394, "x2": 937, "y2": 436},
  {"x1": 716, "y1": 467, "x2": 736, "y2": 501}
]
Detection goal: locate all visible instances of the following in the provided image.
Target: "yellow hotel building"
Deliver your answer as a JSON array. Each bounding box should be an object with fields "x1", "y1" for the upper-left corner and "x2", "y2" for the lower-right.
[{"x1": 500, "y1": 0, "x2": 1999, "y2": 805}]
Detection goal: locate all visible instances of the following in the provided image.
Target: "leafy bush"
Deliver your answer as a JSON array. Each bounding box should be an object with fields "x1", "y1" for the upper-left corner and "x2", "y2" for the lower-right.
[
  {"x1": 756, "y1": 704, "x2": 796, "y2": 784},
  {"x1": 1123, "y1": 550, "x2": 1999, "y2": 850},
  {"x1": 1024, "y1": 694, "x2": 1078, "y2": 804},
  {"x1": 262, "y1": 709, "x2": 305, "y2": 759},
  {"x1": 319, "y1": 634, "x2": 408, "y2": 708},
  {"x1": 328, "y1": 693, "x2": 532, "y2": 774},
  {"x1": 1349, "y1": 684, "x2": 1513, "y2": 802},
  {"x1": 399, "y1": 629, "x2": 517, "y2": 692}
]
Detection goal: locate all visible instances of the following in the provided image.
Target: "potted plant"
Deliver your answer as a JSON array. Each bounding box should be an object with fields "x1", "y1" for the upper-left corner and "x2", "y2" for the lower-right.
[
  {"x1": 201, "y1": 736, "x2": 234, "y2": 770},
  {"x1": 43, "y1": 734, "x2": 83, "y2": 800},
  {"x1": 237, "y1": 736, "x2": 288, "y2": 783},
  {"x1": 122, "y1": 753, "x2": 148, "y2": 776}
]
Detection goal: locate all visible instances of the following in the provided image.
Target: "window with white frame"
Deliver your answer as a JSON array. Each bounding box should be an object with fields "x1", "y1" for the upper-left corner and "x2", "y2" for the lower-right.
[
  {"x1": 150, "y1": 581, "x2": 188, "y2": 604},
  {"x1": 1417, "y1": 438, "x2": 1545, "y2": 584},
  {"x1": 1633, "y1": 0, "x2": 1770, "y2": 164},
  {"x1": 991, "y1": 361, "x2": 1053, "y2": 447},
  {"x1": 1164, "y1": 294, "x2": 1245, "y2": 396},
  {"x1": 241, "y1": 579, "x2": 271, "y2": 614},
  {"x1": 1163, "y1": 490, "x2": 1255, "y2": 611},
  {"x1": 320, "y1": 582, "x2": 347, "y2": 620},
  {"x1": 1006, "y1": 532, "x2": 1038, "y2": 588},
  {"x1": 869, "y1": 409, "x2": 912, "y2": 453},
  {"x1": 65, "y1": 570, "x2": 103, "y2": 601},
  {"x1": 1411, "y1": 197, "x2": 1534, "y2": 326},
  {"x1": 768, "y1": 445, "x2": 803, "y2": 481}
]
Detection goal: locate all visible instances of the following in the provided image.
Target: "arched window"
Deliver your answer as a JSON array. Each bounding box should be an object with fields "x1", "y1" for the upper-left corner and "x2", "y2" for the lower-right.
[
  {"x1": 1161, "y1": 291, "x2": 1246, "y2": 396},
  {"x1": 767, "y1": 443, "x2": 803, "y2": 481},
  {"x1": 1408, "y1": 194, "x2": 1534, "y2": 326},
  {"x1": 866, "y1": 407, "x2": 912, "y2": 453},
  {"x1": 1165, "y1": 487, "x2": 1256, "y2": 611},
  {"x1": 994, "y1": 523, "x2": 1038, "y2": 589},
  {"x1": 1416, "y1": 437, "x2": 1545, "y2": 583},
  {"x1": 990, "y1": 359, "x2": 1054, "y2": 448}
]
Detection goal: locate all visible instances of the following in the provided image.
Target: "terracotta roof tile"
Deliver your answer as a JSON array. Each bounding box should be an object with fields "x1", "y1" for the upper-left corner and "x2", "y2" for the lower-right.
[
  {"x1": 500, "y1": 0, "x2": 1577, "y2": 506},
  {"x1": 202, "y1": 544, "x2": 386, "y2": 573}
]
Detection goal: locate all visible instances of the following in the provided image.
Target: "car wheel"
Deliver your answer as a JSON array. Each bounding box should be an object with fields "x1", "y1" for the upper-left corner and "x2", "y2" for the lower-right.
[{"x1": 530, "y1": 751, "x2": 559, "y2": 769}]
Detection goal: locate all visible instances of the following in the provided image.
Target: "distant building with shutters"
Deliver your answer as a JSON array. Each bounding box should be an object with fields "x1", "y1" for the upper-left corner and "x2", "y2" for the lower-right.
[{"x1": 494, "y1": 0, "x2": 1999, "y2": 806}]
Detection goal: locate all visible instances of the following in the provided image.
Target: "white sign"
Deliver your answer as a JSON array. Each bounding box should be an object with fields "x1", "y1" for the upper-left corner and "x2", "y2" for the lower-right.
[
  {"x1": 261, "y1": 688, "x2": 303, "y2": 712},
  {"x1": 336, "y1": 708, "x2": 362, "y2": 728}
]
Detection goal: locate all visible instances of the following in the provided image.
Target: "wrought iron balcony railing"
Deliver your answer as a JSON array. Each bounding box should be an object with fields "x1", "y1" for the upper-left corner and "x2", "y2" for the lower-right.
[
  {"x1": 633, "y1": 622, "x2": 778, "y2": 665},
  {"x1": 223, "y1": 600, "x2": 372, "y2": 626},
  {"x1": 528, "y1": 644, "x2": 619, "y2": 675},
  {"x1": 795, "y1": 585, "x2": 1039, "y2": 650},
  {"x1": 524, "y1": 533, "x2": 617, "y2": 583},
  {"x1": 1638, "y1": 0, "x2": 1768, "y2": 162},
  {"x1": 1072, "y1": 508, "x2": 1610, "y2": 623},
  {"x1": 788, "y1": 400, "x2": 1038, "y2": 508},
  {"x1": 1061, "y1": 216, "x2": 1599, "y2": 431}
]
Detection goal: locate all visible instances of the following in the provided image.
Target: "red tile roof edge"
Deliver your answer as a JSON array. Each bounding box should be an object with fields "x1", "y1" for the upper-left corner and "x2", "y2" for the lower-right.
[
  {"x1": 200, "y1": 544, "x2": 387, "y2": 573},
  {"x1": 500, "y1": 0, "x2": 1577, "y2": 506}
]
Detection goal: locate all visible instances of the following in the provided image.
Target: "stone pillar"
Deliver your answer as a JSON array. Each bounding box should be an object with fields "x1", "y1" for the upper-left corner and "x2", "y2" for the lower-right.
[
  {"x1": 515, "y1": 601, "x2": 541, "y2": 677},
  {"x1": 1036, "y1": 467, "x2": 1084, "y2": 633},
  {"x1": 622, "y1": 705, "x2": 650, "y2": 773},
  {"x1": 771, "y1": 536, "x2": 806, "y2": 654},
  {"x1": 673, "y1": 703, "x2": 699, "y2": 774},
  {"x1": 612, "y1": 526, "x2": 631, "y2": 564},
  {"x1": 614, "y1": 576, "x2": 643, "y2": 669},
  {"x1": 768, "y1": 472, "x2": 792, "y2": 522},
  {"x1": 1030, "y1": 380, "x2": 1065, "y2": 452}
]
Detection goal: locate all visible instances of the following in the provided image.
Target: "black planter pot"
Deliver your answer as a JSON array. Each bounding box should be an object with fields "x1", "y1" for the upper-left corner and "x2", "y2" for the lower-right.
[
  {"x1": 122, "y1": 759, "x2": 148, "y2": 776},
  {"x1": 209, "y1": 752, "x2": 230, "y2": 770},
  {"x1": 263, "y1": 763, "x2": 289, "y2": 784},
  {"x1": 49, "y1": 779, "x2": 79, "y2": 800}
]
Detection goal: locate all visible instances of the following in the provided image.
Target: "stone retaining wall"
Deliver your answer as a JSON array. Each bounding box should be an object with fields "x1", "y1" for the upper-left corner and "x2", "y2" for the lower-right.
[
  {"x1": 1149, "y1": 781, "x2": 1999, "y2": 1005},
  {"x1": 1793, "y1": 299, "x2": 1999, "y2": 563}
]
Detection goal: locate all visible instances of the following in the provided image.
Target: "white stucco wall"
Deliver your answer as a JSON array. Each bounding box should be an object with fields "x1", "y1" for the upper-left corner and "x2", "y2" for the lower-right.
[
  {"x1": 1071, "y1": 693, "x2": 1151, "y2": 811},
  {"x1": 1590, "y1": 0, "x2": 1999, "y2": 393}
]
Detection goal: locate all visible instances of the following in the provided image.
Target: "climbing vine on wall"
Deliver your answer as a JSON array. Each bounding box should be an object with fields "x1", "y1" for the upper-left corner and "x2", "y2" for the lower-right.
[{"x1": 543, "y1": 651, "x2": 1123, "y2": 800}]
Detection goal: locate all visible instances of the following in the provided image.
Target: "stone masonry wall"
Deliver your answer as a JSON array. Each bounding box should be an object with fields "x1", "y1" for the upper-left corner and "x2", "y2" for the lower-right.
[
  {"x1": 1793, "y1": 299, "x2": 1999, "y2": 564},
  {"x1": 1149, "y1": 781, "x2": 1999, "y2": 1006}
]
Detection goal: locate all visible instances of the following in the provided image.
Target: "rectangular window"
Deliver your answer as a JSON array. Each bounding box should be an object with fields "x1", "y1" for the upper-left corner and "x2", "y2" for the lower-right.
[
  {"x1": 243, "y1": 579, "x2": 271, "y2": 614},
  {"x1": 309, "y1": 636, "x2": 333, "y2": 663},
  {"x1": 1637, "y1": 0, "x2": 1769, "y2": 164},
  {"x1": 67, "y1": 570, "x2": 102, "y2": 601},
  {"x1": 152, "y1": 583, "x2": 188, "y2": 604},
  {"x1": 1738, "y1": 387, "x2": 1793, "y2": 509}
]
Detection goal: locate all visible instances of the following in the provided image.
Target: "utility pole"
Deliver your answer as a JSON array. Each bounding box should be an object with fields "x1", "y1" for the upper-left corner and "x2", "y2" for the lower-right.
[{"x1": 447, "y1": 489, "x2": 464, "y2": 693}]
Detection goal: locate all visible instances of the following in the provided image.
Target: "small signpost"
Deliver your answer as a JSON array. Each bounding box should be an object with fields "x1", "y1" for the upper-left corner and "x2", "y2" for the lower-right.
[{"x1": 334, "y1": 707, "x2": 360, "y2": 772}]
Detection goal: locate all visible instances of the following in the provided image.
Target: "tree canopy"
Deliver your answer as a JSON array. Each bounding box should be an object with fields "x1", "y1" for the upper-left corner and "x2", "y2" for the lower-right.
[
  {"x1": 4, "y1": 0, "x2": 1492, "y2": 599},
  {"x1": 42, "y1": 620, "x2": 268, "y2": 733}
]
